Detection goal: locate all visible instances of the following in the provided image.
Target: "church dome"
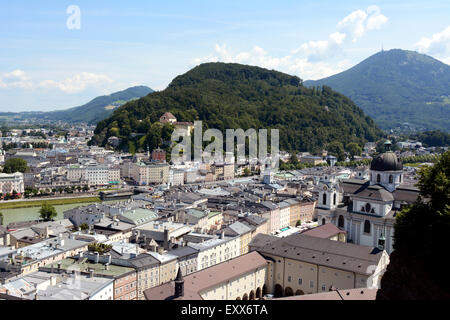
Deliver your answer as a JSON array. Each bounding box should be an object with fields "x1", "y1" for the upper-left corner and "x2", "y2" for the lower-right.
[{"x1": 370, "y1": 151, "x2": 403, "y2": 171}]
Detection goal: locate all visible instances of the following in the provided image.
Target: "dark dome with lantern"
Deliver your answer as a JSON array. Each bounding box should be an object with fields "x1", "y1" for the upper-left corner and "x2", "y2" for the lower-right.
[{"x1": 370, "y1": 151, "x2": 403, "y2": 171}]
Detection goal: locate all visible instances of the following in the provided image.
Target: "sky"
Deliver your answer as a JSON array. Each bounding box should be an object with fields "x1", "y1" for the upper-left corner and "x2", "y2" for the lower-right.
[{"x1": 1, "y1": 0, "x2": 450, "y2": 112}]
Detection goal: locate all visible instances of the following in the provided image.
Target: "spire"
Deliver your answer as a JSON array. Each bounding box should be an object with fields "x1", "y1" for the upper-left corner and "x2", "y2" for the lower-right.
[
  {"x1": 174, "y1": 267, "x2": 184, "y2": 298},
  {"x1": 175, "y1": 267, "x2": 183, "y2": 282}
]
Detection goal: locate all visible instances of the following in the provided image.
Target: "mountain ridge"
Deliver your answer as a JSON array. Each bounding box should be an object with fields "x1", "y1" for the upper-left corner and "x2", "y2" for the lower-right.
[
  {"x1": 304, "y1": 49, "x2": 450, "y2": 132},
  {"x1": 0, "y1": 85, "x2": 154, "y2": 125}
]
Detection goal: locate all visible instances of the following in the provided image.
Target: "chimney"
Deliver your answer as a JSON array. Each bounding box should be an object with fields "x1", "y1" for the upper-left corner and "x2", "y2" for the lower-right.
[
  {"x1": 89, "y1": 269, "x2": 94, "y2": 278},
  {"x1": 95, "y1": 252, "x2": 100, "y2": 264},
  {"x1": 163, "y1": 228, "x2": 169, "y2": 250}
]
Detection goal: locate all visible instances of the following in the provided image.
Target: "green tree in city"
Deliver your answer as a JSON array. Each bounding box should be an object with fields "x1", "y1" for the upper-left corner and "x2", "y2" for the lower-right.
[
  {"x1": 80, "y1": 223, "x2": 89, "y2": 231},
  {"x1": 2, "y1": 158, "x2": 29, "y2": 173},
  {"x1": 39, "y1": 202, "x2": 57, "y2": 221},
  {"x1": 289, "y1": 153, "x2": 300, "y2": 166},
  {"x1": 346, "y1": 142, "x2": 362, "y2": 160},
  {"x1": 377, "y1": 151, "x2": 450, "y2": 299},
  {"x1": 0, "y1": 211, "x2": 4, "y2": 225},
  {"x1": 327, "y1": 141, "x2": 346, "y2": 162}
]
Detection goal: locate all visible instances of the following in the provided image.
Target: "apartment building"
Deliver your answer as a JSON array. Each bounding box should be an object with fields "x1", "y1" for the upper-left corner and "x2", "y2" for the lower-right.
[
  {"x1": 249, "y1": 233, "x2": 389, "y2": 297},
  {"x1": 44, "y1": 256, "x2": 138, "y2": 300},
  {"x1": 144, "y1": 251, "x2": 269, "y2": 300},
  {"x1": 278, "y1": 201, "x2": 291, "y2": 229},
  {"x1": 0, "y1": 172, "x2": 24, "y2": 194},
  {"x1": 131, "y1": 162, "x2": 169, "y2": 185},
  {"x1": 188, "y1": 235, "x2": 240, "y2": 271},
  {"x1": 129, "y1": 254, "x2": 160, "y2": 300},
  {"x1": 0, "y1": 237, "x2": 89, "y2": 276},
  {"x1": 147, "y1": 251, "x2": 178, "y2": 285},
  {"x1": 67, "y1": 165, "x2": 119, "y2": 186}
]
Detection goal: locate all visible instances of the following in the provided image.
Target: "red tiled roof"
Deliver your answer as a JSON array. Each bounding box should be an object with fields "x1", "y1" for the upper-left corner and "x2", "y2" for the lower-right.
[
  {"x1": 144, "y1": 251, "x2": 269, "y2": 300},
  {"x1": 276, "y1": 288, "x2": 378, "y2": 300},
  {"x1": 301, "y1": 223, "x2": 346, "y2": 239}
]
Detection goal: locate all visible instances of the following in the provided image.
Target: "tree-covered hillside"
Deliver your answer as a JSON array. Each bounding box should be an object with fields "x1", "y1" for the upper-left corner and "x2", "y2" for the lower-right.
[
  {"x1": 91, "y1": 63, "x2": 383, "y2": 154},
  {"x1": 305, "y1": 49, "x2": 450, "y2": 132},
  {"x1": 0, "y1": 86, "x2": 153, "y2": 125},
  {"x1": 38, "y1": 86, "x2": 154, "y2": 124}
]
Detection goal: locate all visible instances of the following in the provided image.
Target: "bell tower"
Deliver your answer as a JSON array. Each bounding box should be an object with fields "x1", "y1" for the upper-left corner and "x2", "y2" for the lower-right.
[{"x1": 174, "y1": 268, "x2": 184, "y2": 298}]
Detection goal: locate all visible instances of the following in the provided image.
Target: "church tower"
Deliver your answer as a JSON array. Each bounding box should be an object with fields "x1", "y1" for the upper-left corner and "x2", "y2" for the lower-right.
[{"x1": 174, "y1": 268, "x2": 184, "y2": 298}]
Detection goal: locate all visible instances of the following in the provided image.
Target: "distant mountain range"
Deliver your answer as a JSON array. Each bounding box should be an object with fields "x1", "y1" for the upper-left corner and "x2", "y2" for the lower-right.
[
  {"x1": 304, "y1": 49, "x2": 450, "y2": 132},
  {"x1": 91, "y1": 62, "x2": 383, "y2": 153},
  {"x1": 0, "y1": 86, "x2": 153, "y2": 125}
]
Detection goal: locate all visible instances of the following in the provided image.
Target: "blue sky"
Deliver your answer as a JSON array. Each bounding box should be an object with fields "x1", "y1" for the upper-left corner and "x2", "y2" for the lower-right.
[{"x1": 1, "y1": 0, "x2": 450, "y2": 112}]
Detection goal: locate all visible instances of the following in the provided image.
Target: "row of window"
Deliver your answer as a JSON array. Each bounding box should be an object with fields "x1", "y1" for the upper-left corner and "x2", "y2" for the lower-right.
[
  {"x1": 322, "y1": 193, "x2": 337, "y2": 206},
  {"x1": 337, "y1": 215, "x2": 371, "y2": 234},
  {"x1": 372, "y1": 173, "x2": 401, "y2": 184}
]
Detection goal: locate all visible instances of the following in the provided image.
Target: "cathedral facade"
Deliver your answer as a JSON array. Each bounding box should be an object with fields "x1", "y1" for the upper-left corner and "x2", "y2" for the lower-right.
[{"x1": 316, "y1": 150, "x2": 420, "y2": 254}]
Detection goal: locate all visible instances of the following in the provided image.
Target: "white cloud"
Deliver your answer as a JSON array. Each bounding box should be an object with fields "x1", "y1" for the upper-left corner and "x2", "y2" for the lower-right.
[
  {"x1": 415, "y1": 26, "x2": 450, "y2": 57},
  {"x1": 39, "y1": 72, "x2": 113, "y2": 93},
  {"x1": 441, "y1": 56, "x2": 450, "y2": 65},
  {"x1": 329, "y1": 32, "x2": 347, "y2": 45},
  {"x1": 337, "y1": 5, "x2": 388, "y2": 42},
  {"x1": 193, "y1": 5, "x2": 387, "y2": 79},
  {"x1": 193, "y1": 43, "x2": 350, "y2": 80},
  {"x1": 0, "y1": 70, "x2": 33, "y2": 89}
]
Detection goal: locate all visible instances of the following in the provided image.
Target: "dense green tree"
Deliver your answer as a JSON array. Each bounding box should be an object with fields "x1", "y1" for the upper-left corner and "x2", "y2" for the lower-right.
[
  {"x1": 2, "y1": 158, "x2": 29, "y2": 173},
  {"x1": 377, "y1": 151, "x2": 450, "y2": 299},
  {"x1": 408, "y1": 130, "x2": 450, "y2": 147},
  {"x1": 39, "y1": 202, "x2": 57, "y2": 221},
  {"x1": 289, "y1": 153, "x2": 300, "y2": 166},
  {"x1": 346, "y1": 142, "x2": 362, "y2": 160},
  {"x1": 327, "y1": 141, "x2": 346, "y2": 161}
]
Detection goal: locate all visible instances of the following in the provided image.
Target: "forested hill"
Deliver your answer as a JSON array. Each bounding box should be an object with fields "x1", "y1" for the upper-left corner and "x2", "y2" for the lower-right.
[
  {"x1": 304, "y1": 49, "x2": 450, "y2": 132},
  {"x1": 0, "y1": 86, "x2": 153, "y2": 125},
  {"x1": 38, "y1": 85, "x2": 154, "y2": 124},
  {"x1": 91, "y1": 63, "x2": 383, "y2": 153}
]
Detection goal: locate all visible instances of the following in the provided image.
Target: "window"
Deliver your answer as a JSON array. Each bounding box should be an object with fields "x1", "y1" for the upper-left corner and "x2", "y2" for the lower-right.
[
  {"x1": 298, "y1": 278, "x2": 302, "y2": 285},
  {"x1": 288, "y1": 276, "x2": 292, "y2": 282},
  {"x1": 389, "y1": 175, "x2": 393, "y2": 184},
  {"x1": 376, "y1": 174, "x2": 381, "y2": 183},
  {"x1": 365, "y1": 203, "x2": 371, "y2": 213},
  {"x1": 333, "y1": 193, "x2": 336, "y2": 205},
  {"x1": 338, "y1": 215, "x2": 344, "y2": 228},
  {"x1": 364, "y1": 220, "x2": 371, "y2": 234},
  {"x1": 309, "y1": 281, "x2": 314, "y2": 288},
  {"x1": 322, "y1": 284, "x2": 326, "y2": 291}
]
